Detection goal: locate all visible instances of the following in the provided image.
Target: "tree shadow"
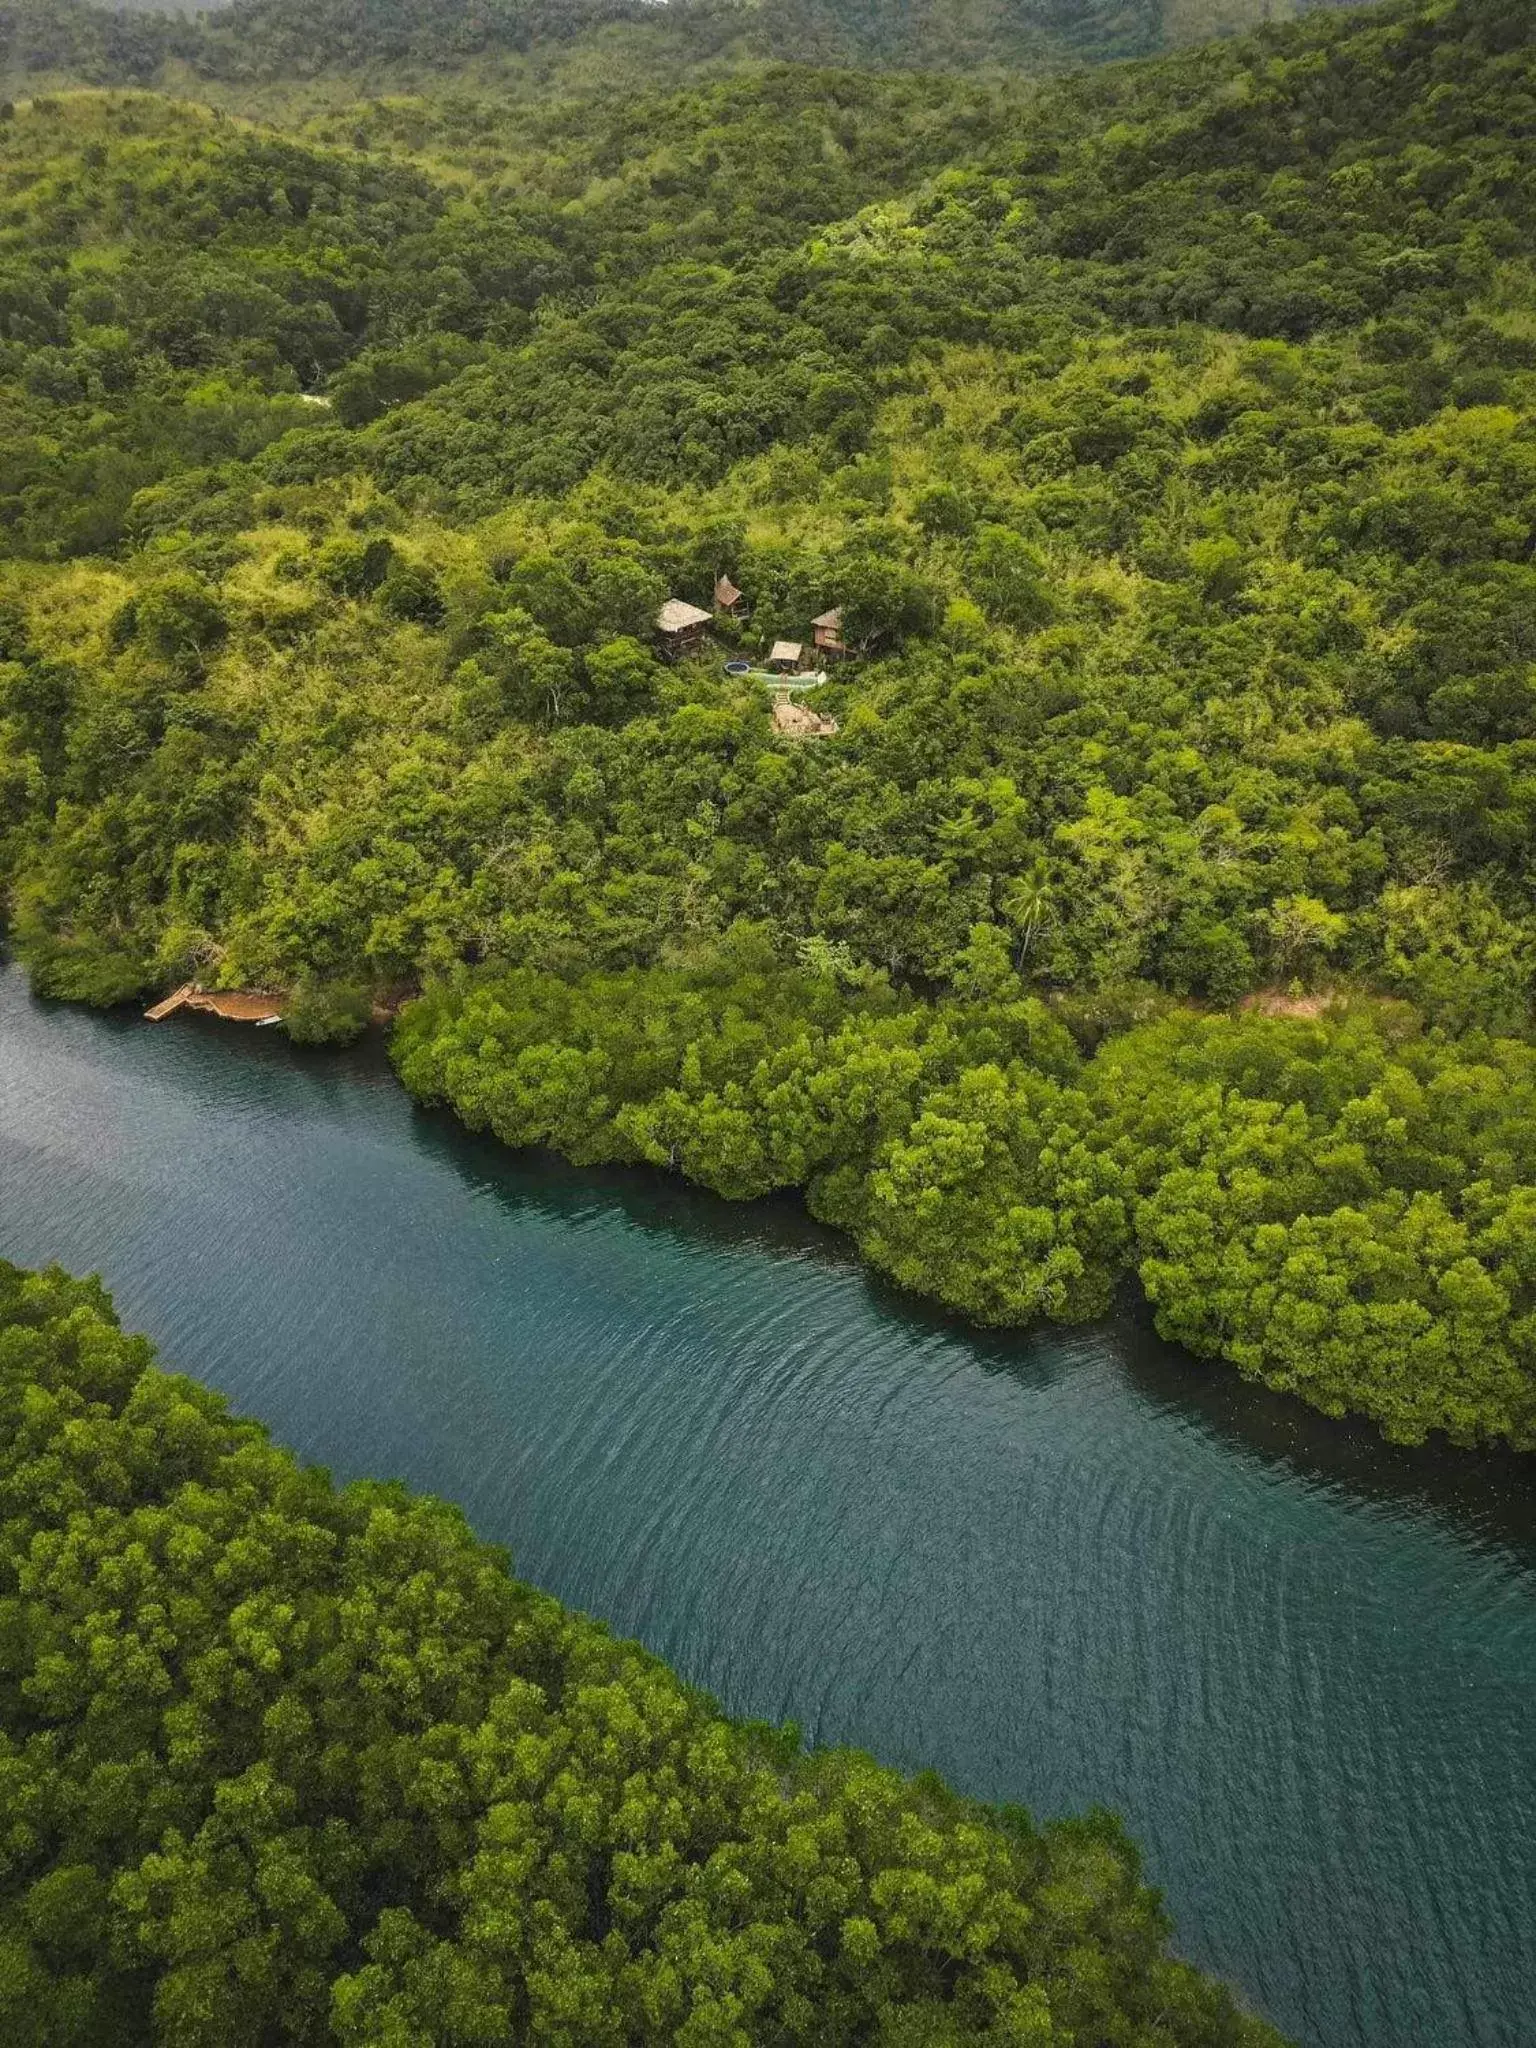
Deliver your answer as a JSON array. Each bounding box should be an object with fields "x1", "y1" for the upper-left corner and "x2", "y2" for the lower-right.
[
  {"x1": 404, "y1": 1097, "x2": 1536, "y2": 1567},
  {"x1": 1115, "y1": 1295, "x2": 1536, "y2": 1562}
]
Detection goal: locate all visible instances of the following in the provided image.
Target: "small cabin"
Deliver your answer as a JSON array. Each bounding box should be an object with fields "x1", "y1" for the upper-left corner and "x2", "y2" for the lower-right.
[
  {"x1": 768, "y1": 640, "x2": 804, "y2": 674},
  {"x1": 812, "y1": 607, "x2": 847, "y2": 660},
  {"x1": 714, "y1": 574, "x2": 748, "y2": 620},
  {"x1": 655, "y1": 598, "x2": 713, "y2": 661},
  {"x1": 773, "y1": 696, "x2": 838, "y2": 740}
]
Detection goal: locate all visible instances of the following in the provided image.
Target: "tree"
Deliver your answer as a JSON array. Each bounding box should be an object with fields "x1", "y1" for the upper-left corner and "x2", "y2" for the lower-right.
[
  {"x1": 966, "y1": 526, "x2": 1054, "y2": 631},
  {"x1": 315, "y1": 536, "x2": 395, "y2": 597},
  {"x1": 132, "y1": 574, "x2": 228, "y2": 673},
  {"x1": 1263, "y1": 895, "x2": 1347, "y2": 982},
  {"x1": 835, "y1": 553, "x2": 937, "y2": 651},
  {"x1": 914, "y1": 483, "x2": 975, "y2": 537},
  {"x1": 379, "y1": 561, "x2": 445, "y2": 624},
  {"x1": 0, "y1": 1258, "x2": 1286, "y2": 2048},
  {"x1": 584, "y1": 636, "x2": 659, "y2": 717}
]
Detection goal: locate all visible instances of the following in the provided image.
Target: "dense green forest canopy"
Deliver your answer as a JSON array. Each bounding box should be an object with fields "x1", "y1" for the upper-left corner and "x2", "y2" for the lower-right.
[
  {"x1": 0, "y1": 0, "x2": 1533, "y2": 1443},
  {"x1": 0, "y1": 1258, "x2": 1286, "y2": 2046},
  {"x1": 0, "y1": 0, "x2": 1371, "y2": 92}
]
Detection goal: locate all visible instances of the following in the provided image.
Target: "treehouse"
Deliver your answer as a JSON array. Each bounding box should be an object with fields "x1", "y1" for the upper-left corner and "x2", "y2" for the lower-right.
[
  {"x1": 655, "y1": 598, "x2": 713, "y2": 661},
  {"x1": 714, "y1": 574, "x2": 749, "y2": 620},
  {"x1": 812, "y1": 608, "x2": 847, "y2": 660}
]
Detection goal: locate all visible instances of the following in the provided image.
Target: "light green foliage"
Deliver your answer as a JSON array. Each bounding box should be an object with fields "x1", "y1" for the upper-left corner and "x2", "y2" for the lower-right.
[
  {"x1": 4, "y1": 3, "x2": 1533, "y2": 1029},
  {"x1": 0, "y1": 1259, "x2": 1285, "y2": 2047},
  {"x1": 965, "y1": 527, "x2": 1054, "y2": 633},
  {"x1": 1105, "y1": 1013, "x2": 1536, "y2": 1445},
  {"x1": 284, "y1": 976, "x2": 373, "y2": 1041},
  {"x1": 0, "y1": 0, "x2": 1533, "y2": 1452}
]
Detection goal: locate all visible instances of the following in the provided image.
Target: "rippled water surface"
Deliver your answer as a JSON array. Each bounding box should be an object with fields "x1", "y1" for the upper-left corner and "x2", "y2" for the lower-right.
[{"x1": 1, "y1": 964, "x2": 1533, "y2": 2047}]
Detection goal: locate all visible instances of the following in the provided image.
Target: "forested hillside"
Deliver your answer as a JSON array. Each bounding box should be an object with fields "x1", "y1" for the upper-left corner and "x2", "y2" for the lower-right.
[
  {"x1": 0, "y1": 1258, "x2": 1286, "y2": 2045},
  {"x1": 0, "y1": 0, "x2": 1367, "y2": 91},
  {"x1": 1, "y1": 0, "x2": 1534, "y2": 1443}
]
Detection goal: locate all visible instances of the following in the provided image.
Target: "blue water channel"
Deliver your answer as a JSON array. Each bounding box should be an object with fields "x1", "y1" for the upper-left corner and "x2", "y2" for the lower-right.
[{"x1": 0, "y1": 963, "x2": 1531, "y2": 2047}]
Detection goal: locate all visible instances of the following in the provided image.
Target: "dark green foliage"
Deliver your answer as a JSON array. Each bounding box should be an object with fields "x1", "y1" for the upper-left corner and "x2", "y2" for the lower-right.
[
  {"x1": 0, "y1": 0, "x2": 1366, "y2": 92},
  {"x1": 378, "y1": 560, "x2": 445, "y2": 622},
  {"x1": 0, "y1": 1258, "x2": 1285, "y2": 2046},
  {"x1": 0, "y1": 73, "x2": 1012, "y2": 557},
  {"x1": 316, "y1": 536, "x2": 396, "y2": 598},
  {"x1": 0, "y1": 102, "x2": 449, "y2": 558},
  {"x1": 396, "y1": 967, "x2": 1536, "y2": 1449},
  {"x1": 283, "y1": 976, "x2": 374, "y2": 1041}
]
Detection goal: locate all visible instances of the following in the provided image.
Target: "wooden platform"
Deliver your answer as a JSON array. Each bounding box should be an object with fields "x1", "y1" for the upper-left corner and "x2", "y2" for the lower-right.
[{"x1": 145, "y1": 983, "x2": 284, "y2": 1025}]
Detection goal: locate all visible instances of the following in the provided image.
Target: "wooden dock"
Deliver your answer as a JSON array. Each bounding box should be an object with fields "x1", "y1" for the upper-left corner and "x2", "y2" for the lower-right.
[{"x1": 145, "y1": 983, "x2": 284, "y2": 1025}]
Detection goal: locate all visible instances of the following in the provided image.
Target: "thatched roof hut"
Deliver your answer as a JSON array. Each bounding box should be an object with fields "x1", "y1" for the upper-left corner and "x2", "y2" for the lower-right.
[
  {"x1": 812, "y1": 607, "x2": 847, "y2": 657},
  {"x1": 657, "y1": 599, "x2": 712, "y2": 634},
  {"x1": 656, "y1": 598, "x2": 712, "y2": 660}
]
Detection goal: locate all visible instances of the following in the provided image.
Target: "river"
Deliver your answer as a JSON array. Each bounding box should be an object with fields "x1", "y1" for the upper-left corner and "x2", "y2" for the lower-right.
[{"x1": 0, "y1": 962, "x2": 1531, "y2": 2047}]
